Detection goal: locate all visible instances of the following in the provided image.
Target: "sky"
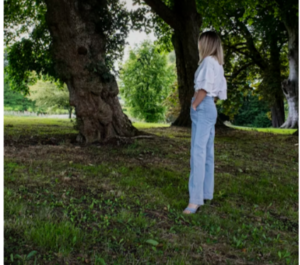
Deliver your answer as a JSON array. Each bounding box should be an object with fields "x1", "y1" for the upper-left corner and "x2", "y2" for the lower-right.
[{"x1": 116, "y1": 0, "x2": 157, "y2": 67}]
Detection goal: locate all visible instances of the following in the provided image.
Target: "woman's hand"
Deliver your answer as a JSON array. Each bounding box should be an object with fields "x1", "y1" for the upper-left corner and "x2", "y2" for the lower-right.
[{"x1": 192, "y1": 89, "x2": 207, "y2": 110}]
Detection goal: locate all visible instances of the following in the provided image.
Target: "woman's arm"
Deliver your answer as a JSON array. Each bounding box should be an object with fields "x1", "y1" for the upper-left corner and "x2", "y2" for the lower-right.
[{"x1": 192, "y1": 89, "x2": 207, "y2": 110}]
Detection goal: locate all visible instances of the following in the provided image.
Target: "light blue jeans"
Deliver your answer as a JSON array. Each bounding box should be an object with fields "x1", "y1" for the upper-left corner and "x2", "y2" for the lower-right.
[{"x1": 189, "y1": 95, "x2": 217, "y2": 205}]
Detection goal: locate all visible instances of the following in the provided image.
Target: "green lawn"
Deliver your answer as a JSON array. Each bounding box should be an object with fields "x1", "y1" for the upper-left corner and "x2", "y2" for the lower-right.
[
  {"x1": 4, "y1": 116, "x2": 168, "y2": 131},
  {"x1": 227, "y1": 124, "x2": 297, "y2": 135},
  {"x1": 4, "y1": 116, "x2": 298, "y2": 264}
]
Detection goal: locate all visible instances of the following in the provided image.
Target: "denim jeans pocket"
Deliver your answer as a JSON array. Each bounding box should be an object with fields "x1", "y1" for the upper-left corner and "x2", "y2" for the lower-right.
[
  {"x1": 191, "y1": 98, "x2": 195, "y2": 111},
  {"x1": 196, "y1": 102, "x2": 204, "y2": 111}
]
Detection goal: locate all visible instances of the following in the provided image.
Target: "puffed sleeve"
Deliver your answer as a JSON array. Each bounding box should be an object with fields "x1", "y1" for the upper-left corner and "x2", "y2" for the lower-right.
[
  {"x1": 194, "y1": 57, "x2": 214, "y2": 92},
  {"x1": 217, "y1": 76, "x2": 227, "y2": 100}
]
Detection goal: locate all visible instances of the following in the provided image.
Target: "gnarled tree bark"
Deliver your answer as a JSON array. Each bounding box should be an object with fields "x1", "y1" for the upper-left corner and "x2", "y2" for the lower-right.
[
  {"x1": 269, "y1": 33, "x2": 285, "y2": 127},
  {"x1": 45, "y1": 0, "x2": 138, "y2": 143},
  {"x1": 280, "y1": 29, "x2": 298, "y2": 128},
  {"x1": 276, "y1": 0, "x2": 298, "y2": 128}
]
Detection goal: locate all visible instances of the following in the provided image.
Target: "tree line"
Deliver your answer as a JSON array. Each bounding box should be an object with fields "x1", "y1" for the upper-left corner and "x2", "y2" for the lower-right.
[{"x1": 4, "y1": 0, "x2": 298, "y2": 142}]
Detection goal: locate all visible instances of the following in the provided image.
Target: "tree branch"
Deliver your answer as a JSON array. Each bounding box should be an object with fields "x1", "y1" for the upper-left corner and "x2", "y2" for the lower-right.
[
  {"x1": 229, "y1": 62, "x2": 255, "y2": 80},
  {"x1": 224, "y1": 44, "x2": 252, "y2": 57},
  {"x1": 231, "y1": 42, "x2": 247, "y2": 47},
  {"x1": 235, "y1": 20, "x2": 268, "y2": 70},
  {"x1": 142, "y1": 0, "x2": 178, "y2": 29}
]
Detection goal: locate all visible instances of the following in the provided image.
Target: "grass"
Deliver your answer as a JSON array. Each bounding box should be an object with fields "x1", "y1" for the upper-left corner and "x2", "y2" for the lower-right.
[
  {"x1": 4, "y1": 116, "x2": 298, "y2": 264},
  {"x1": 4, "y1": 116, "x2": 77, "y2": 137},
  {"x1": 133, "y1": 122, "x2": 170, "y2": 129},
  {"x1": 226, "y1": 124, "x2": 297, "y2": 135}
]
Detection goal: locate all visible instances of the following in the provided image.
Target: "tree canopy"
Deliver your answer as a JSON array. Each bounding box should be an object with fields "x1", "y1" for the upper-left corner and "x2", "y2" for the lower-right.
[
  {"x1": 4, "y1": 73, "x2": 36, "y2": 112},
  {"x1": 4, "y1": 0, "x2": 298, "y2": 132},
  {"x1": 28, "y1": 79, "x2": 71, "y2": 115},
  {"x1": 119, "y1": 40, "x2": 176, "y2": 122},
  {"x1": 134, "y1": 0, "x2": 297, "y2": 127},
  {"x1": 4, "y1": 0, "x2": 132, "y2": 94}
]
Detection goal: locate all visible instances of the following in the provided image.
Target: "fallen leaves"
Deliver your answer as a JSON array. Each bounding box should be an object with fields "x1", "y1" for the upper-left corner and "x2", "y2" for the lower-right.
[{"x1": 63, "y1": 177, "x2": 71, "y2": 182}]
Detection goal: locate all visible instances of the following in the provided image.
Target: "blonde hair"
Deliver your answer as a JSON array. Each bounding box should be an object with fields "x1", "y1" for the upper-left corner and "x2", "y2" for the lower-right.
[{"x1": 198, "y1": 31, "x2": 224, "y2": 65}]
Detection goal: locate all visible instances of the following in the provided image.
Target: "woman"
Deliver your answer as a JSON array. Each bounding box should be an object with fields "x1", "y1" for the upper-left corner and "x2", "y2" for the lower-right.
[{"x1": 183, "y1": 31, "x2": 227, "y2": 214}]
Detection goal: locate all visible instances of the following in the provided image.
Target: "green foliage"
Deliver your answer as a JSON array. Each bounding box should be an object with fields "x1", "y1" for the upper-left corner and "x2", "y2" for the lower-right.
[
  {"x1": 4, "y1": 1, "x2": 56, "y2": 95},
  {"x1": 4, "y1": 0, "x2": 47, "y2": 45},
  {"x1": 28, "y1": 79, "x2": 71, "y2": 114},
  {"x1": 253, "y1": 112, "x2": 272, "y2": 128},
  {"x1": 134, "y1": 0, "x2": 291, "y2": 125},
  {"x1": 4, "y1": 73, "x2": 36, "y2": 111},
  {"x1": 152, "y1": 15, "x2": 174, "y2": 53},
  {"x1": 95, "y1": 0, "x2": 132, "y2": 71},
  {"x1": 233, "y1": 92, "x2": 272, "y2": 128},
  {"x1": 4, "y1": 0, "x2": 132, "y2": 94},
  {"x1": 196, "y1": 0, "x2": 290, "y2": 122},
  {"x1": 132, "y1": 0, "x2": 175, "y2": 53},
  {"x1": 162, "y1": 51, "x2": 179, "y2": 123},
  {"x1": 162, "y1": 82, "x2": 180, "y2": 123},
  {"x1": 119, "y1": 40, "x2": 176, "y2": 122}
]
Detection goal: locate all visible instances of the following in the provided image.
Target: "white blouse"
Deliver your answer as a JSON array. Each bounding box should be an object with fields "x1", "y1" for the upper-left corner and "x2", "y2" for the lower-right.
[{"x1": 194, "y1": 56, "x2": 227, "y2": 100}]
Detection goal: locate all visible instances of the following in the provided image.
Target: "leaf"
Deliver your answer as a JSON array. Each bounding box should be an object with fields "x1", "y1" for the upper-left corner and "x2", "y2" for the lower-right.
[
  {"x1": 95, "y1": 257, "x2": 106, "y2": 265},
  {"x1": 145, "y1": 239, "x2": 159, "y2": 246},
  {"x1": 27, "y1": 250, "x2": 38, "y2": 260}
]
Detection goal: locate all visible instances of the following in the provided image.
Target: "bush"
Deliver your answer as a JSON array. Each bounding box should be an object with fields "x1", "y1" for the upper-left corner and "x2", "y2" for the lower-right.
[
  {"x1": 162, "y1": 83, "x2": 181, "y2": 123},
  {"x1": 4, "y1": 74, "x2": 36, "y2": 111},
  {"x1": 119, "y1": 40, "x2": 176, "y2": 123},
  {"x1": 233, "y1": 92, "x2": 271, "y2": 128},
  {"x1": 253, "y1": 112, "x2": 272, "y2": 128}
]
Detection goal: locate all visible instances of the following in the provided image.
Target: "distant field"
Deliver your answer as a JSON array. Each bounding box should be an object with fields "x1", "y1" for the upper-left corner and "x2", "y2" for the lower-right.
[{"x1": 3, "y1": 116, "x2": 169, "y2": 134}]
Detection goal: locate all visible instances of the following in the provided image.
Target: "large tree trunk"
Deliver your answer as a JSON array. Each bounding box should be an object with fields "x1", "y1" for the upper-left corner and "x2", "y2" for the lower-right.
[
  {"x1": 278, "y1": 0, "x2": 299, "y2": 128},
  {"x1": 280, "y1": 28, "x2": 298, "y2": 128},
  {"x1": 271, "y1": 97, "x2": 285, "y2": 127},
  {"x1": 281, "y1": 78, "x2": 298, "y2": 128},
  {"x1": 171, "y1": 28, "x2": 199, "y2": 127},
  {"x1": 269, "y1": 35, "x2": 285, "y2": 128},
  {"x1": 143, "y1": 0, "x2": 201, "y2": 127},
  {"x1": 68, "y1": 107, "x2": 72, "y2": 119},
  {"x1": 143, "y1": 0, "x2": 229, "y2": 128},
  {"x1": 45, "y1": 0, "x2": 138, "y2": 143},
  {"x1": 171, "y1": 1, "x2": 202, "y2": 127}
]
